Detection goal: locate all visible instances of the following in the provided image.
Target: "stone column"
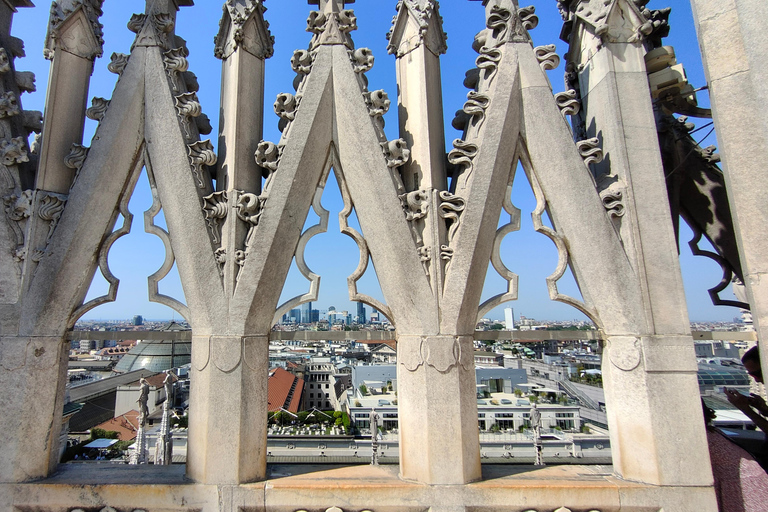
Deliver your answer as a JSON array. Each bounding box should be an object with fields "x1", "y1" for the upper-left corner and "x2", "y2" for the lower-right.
[
  {"x1": 38, "y1": 0, "x2": 104, "y2": 195},
  {"x1": 214, "y1": 0, "x2": 272, "y2": 296},
  {"x1": 389, "y1": 0, "x2": 450, "y2": 298},
  {"x1": 187, "y1": 335, "x2": 268, "y2": 483},
  {"x1": 689, "y1": 0, "x2": 768, "y2": 377},
  {"x1": 397, "y1": 335, "x2": 481, "y2": 484},
  {"x1": 0, "y1": 335, "x2": 69, "y2": 482},
  {"x1": 564, "y1": 1, "x2": 713, "y2": 488}
]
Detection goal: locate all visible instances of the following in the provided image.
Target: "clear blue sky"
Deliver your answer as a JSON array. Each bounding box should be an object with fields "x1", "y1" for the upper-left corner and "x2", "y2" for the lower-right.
[{"x1": 12, "y1": 0, "x2": 739, "y2": 323}]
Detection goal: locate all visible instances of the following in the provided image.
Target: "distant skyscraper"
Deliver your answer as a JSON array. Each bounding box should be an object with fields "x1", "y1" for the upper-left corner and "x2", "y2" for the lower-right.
[
  {"x1": 133, "y1": 315, "x2": 144, "y2": 326},
  {"x1": 290, "y1": 308, "x2": 301, "y2": 323},
  {"x1": 311, "y1": 310, "x2": 320, "y2": 323},
  {"x1": 504, "y1": 308, "x2": 515, "y2": 330},
  {"x1": 356, "y1": 302, "x2": 366, "y2": 324},
  {"x1": 302, "y1": 302, "x2": 313, "y2": 323}
]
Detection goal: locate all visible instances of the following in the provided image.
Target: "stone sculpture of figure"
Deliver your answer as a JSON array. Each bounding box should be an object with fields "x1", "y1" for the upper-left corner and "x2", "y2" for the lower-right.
[
  {"x1": 369, "y1": 408, "x2": 380, "y2": 466},
  {"x1": 137, "y1": 377, "x2": 150, "y2": 427},
  {"x1": 530, "y1": 402, "x2": 544, "y2": 466},
  {"x1": 163, "y1": 370, "x2": 173, "y2": 409}
]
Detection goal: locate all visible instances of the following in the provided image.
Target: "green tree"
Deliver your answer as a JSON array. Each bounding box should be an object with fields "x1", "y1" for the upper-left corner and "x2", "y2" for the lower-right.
[
  {"x1": 90, "y1": 428, "x2": 119, "y2": 440},
  {"x1": 359, "y1": 384, "x2": 368, "y2": 396}
]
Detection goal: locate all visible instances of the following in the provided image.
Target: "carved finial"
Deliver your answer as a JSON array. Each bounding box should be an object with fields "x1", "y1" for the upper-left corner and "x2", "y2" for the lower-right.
[
  {"x1": 45, "y1": 0, "x2": 105, "y2": 60},
  {"x1": 214, "y1": 0, "x2": 274, "y2": 60},
  {"x1": 387, "y1": 0, "x2": 448, "y2": 57},
  {"x1": 307, "y1": 0, "x2": 357, "y2": 49}
]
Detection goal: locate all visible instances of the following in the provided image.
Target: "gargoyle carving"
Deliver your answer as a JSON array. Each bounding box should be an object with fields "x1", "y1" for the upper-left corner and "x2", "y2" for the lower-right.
[
  {"x1": 351, "y1": 48, "x2": 374, "y2": 74},
  {"x1": 15, "y1": 71, "x2": 36, "y2": 93},
  {"x1": 0, "y1": 91, "x2": 20, "y2": 118},
  {"x1": 364, "y1": 90, "x2": 390, "y2": 117},
  {"x1": 274, "y1": 93, "x2": 298, "y2": 132},
  {"x1": 0, "y1": 48, "x2": 9, "y2": 74},
  {"x1": 400, "y1": 189, "x2": 430, "y2": 222},
  {"x1": 381, "y1": 139, "x2": 410, "y2": 168},
  {"x1": 0, "y1": 137, "x2": 28, "y2": 166},
  {"x1": 255, "y1": 141, "x2": 280, "y2": 173},
  {"x1": 291, "y1": 49, "x2": 313, "y2": 75}
]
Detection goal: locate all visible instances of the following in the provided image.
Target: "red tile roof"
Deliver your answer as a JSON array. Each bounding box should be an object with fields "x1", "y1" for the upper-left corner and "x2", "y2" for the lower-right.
[
  {"x1": 93, "y1": 410, "x2": 140, "y2": 441},
  {"x1": 268, "y1": 367, "x2": 305, "y2": 413}
]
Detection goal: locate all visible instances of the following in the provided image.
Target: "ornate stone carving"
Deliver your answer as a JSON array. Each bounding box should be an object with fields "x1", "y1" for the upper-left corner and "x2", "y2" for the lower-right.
[
  {"x1": 307, "y1": 7, "x2": 357, "y2": 49},
  {"x1": 187, "y1": 140, "x2": 216, "y2": 189},
  {"x1": 554, "y1": 89, "x2": 581, "y2": 117},
  {"x1": 400, "y1": 189, "x2": 430, "y2": 222},
  {"x1": 202, "y1": 190, "x2": 228, "y2": 245},
  {"x1": 274, "y1": 92, "x2": 298, "y2": 132},
  {"x1": 85, "y1": 96, "x2": 109, "y2": 121},
  {"x1": 475, "y1": 46, "x2": 502, "y2": 86},
  {"x1": 291, "y1": 49, "x2": 313, "y2": 75},
  {"x1": 64, "y1": 143, "x2": 89, "y2": 187},
  {"x1": 518, "y1": 5, "x2": 539, "y2": 31},
  {"x1": 480, "y1": 3, "x2": 537, "y2": 47},
  {"x1": 386, "y1": 0, "x2": 448, "y2": 58},
  {"x1": 399, "y1": 335, "x2": 473, "y2": 373},
  {"x1": 577, "y1": 137, "x2": 603, "y2": 167},
  {"x1": 22, "y1": 110, "x2": 42, "y2": 134},
  {"x1": 534, "y1": 44, "x2": 560, "y2": 71},
  {"x1": 38, "y1": 191, "x2": 68, "y2": 243},
  {"x1": 108, "y1": 52, "x2": 129, "y2": 75},
  {"x1": 350, "y1": 47, "x2": 374, "y2": 74},
  {"x1": 214, "y1": 0, "x2": 274, "y2": 60},
  {"x1": 3, "y1": 189, "x2": 33, "y2": 252},
  {"x1": 598, "y1": 178, "x2": 625, "y2": 219},
  {"x1": 0, "y1": 48, "x2": 9, "y2": 74},
  {"x1": 0, "y1": 137, "x2": 28, "y2": 166},
  {"x1": 46, "y1": 0, "x2": 105, "y2": 60},
  {"x1": 236, "y1": 191, "x2": 264, "y2": 228},
  {"x1": 447, "y1": 139, "x2": 478, "y2": 179},
  {"x1": 607, "y1": 337, "x2": 642, "y2": 372},
  {"x1": 461, "y1": 90, "x2": 491, "y2": 132},
  {"x1": 175, "y1": 92, "x2": 202, "y2": 139},
  {"x1": 438, "y1": 191, "x2": 466, "y2": 244},
  {"x1": 235, "y1": 190, "x2": 266, "y2": 270},
  {"x1": 163, "y1": 47, "x2": 190, "y2": 89},
  {"x1": 15, "y1": 71, "x2": 36, "y2": 93},
  {"x1": 127, "y1": 14, "x2": 148, "y2": 34},
  {"x1": 0, "y1": 92, "x2": 20, "y2": 118},
  {"x1": 255, "y1": 140, "x2": 280, "y2": 173},
  {"x1": 381, "y1": 139, "x2": 410, "y2": 168},
  {"x1": 364, "y1": 90, "x2": 390, "y2": 117},
  {"x1": 152, "y1": 13, "x2": 175, "y2": 34}
]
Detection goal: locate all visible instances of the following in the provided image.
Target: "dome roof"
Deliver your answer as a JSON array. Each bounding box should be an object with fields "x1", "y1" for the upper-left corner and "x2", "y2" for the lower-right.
[{"x1": 114, "y1": 334, "x2": 191, "y2": 373}]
